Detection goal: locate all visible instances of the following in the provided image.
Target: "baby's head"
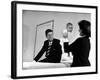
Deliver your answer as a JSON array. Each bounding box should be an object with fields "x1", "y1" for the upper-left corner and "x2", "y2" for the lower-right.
[
  {"x1": 66, "y1": 23, "x2": 73, "y2": 32},
  {"x1": 62, "y1": 30, "x2": 68, "y2": 38}
]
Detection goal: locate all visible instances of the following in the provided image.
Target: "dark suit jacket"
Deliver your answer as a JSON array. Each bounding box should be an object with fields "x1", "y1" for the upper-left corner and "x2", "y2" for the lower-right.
[
  {"x1": 68, "y1": 37, "x2": 91, "y2": 67},
  {"x1": 34, "y1": 39, "x2": 62, "y2": 63}
]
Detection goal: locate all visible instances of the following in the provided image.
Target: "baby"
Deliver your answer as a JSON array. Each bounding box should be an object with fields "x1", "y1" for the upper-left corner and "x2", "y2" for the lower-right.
[
  {"x1": 60, "y1": 29, "x2": 73, "y2": 65},
  {"x1": 60, "y1": 29, "x2": 69, "y2": 54}
]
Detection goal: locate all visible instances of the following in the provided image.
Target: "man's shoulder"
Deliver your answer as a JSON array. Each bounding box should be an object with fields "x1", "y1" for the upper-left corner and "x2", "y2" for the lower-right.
[
  {"x1": 53, "y1": 38, "x2": 60, "y2": 43},
  {"x1": 44, "y1": 38, "x2": 60, "y2": 43},
  {"x1": 44, "y1": 40, "x2": 48, "y2": 43}
]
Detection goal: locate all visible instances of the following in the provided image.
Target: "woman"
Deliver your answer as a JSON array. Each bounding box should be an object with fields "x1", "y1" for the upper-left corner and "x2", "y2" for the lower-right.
[{"x1": 67, "y1": 20, "x2": 91, "y2": 67}]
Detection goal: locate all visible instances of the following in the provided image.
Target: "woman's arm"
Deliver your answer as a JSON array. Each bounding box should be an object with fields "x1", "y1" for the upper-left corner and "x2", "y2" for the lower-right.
[{"x1": 68, "y1": 38, "x2": 80, "y2": 52}]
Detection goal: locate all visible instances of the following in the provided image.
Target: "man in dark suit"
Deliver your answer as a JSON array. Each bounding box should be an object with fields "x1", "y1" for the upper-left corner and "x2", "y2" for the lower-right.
[{"x1": 34, "y1": 29, "x2": 62, "y2": 63}]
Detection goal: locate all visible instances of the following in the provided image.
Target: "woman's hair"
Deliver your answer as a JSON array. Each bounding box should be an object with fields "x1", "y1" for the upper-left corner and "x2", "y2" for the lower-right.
[
  {"x1": 45, "y1": 29, "x2": 53, "y2": 37},
  {"x1": 78, "y1": 20, "x2": 91, "y2": 38}
]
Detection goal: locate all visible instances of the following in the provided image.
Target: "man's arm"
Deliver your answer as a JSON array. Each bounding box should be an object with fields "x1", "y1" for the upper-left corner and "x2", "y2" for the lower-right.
[
  {"x1": 57, "y1": 43, "x2": 62, "y2": 61},
  {"x1": 34, "y1": 41, "x2": 46, "y2": 62},
  {"x1": 55, "y1": 40, "x2": 62, "y2": 62}
]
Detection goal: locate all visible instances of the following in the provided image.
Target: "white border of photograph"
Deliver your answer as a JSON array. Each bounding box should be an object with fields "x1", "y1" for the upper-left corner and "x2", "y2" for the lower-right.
[{"x1": 17, "y1": 3, "x2": 96, "y2": 77}]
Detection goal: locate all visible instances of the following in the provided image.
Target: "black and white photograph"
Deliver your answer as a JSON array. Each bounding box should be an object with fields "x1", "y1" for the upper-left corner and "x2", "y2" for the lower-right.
[
  {"x1": 23, "y1": 10, "x2": 91, "y2": 69},
  {"x1": 11, "y1": 1, "x2": 98, "y2": 79}
]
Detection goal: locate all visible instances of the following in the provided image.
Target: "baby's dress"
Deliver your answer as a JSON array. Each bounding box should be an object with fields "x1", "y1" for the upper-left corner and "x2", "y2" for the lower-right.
[{"x1": 60, "y1": 38, "x2": 73, "y2": 65}]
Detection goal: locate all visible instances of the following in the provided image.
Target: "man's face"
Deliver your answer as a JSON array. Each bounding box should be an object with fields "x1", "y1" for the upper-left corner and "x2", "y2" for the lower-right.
[
  {"x1": 46, "y1": 32, "x2": 53, "y2": 41},
  {"x1": 67, "y1": 25, "x2": 73, "y2": 32}
]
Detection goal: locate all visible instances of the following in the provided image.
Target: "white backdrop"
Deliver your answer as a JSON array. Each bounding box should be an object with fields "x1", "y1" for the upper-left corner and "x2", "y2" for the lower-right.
[
  {"x1": 22, "y1": 11, "x2": 90, "y2": 62},
  {"x1": 0, "y1": 0, "x2": 100, "y2": 80}
]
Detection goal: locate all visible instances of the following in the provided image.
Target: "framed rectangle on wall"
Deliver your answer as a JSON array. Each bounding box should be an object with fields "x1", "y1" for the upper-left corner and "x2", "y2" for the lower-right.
[
  {"x1": 34, "y1": 20, "x2": 54, "y2": 60},
  {"x1": 11, "y1": 1, "x2": 98, "y2": 79}
]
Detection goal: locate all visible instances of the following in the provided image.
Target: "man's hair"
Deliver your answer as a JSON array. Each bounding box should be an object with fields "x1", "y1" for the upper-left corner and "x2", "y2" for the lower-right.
[
  {"x1": 45, "y1": 29, "x2": 53, "y2": 36},
  {"x1": 66, "y1": 22, "x2": 73, "y2": 27},
  {"x1": 78, "y1": 20, "x2": 91, "y2": 38}
]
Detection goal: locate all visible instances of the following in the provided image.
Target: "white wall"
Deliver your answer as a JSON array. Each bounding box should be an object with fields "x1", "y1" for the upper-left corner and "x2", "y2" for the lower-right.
[{"x1": 22, "y1": 10, "x2": 91, "y2": 62}]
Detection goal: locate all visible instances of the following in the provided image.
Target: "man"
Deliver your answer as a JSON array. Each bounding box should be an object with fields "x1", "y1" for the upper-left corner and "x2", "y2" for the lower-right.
[{"x1": 34, "y1": 29, "x2": 62, "y2": 63}]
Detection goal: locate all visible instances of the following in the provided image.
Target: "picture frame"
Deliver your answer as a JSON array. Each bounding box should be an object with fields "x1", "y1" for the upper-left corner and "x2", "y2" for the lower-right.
[{"x1": 11, "y1": 1, "x2": 98, "y2": 79}]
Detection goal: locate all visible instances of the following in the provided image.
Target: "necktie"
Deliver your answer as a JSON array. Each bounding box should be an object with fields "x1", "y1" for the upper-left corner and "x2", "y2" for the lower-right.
[{"x1": 46, "y1": 41, "x2": 52, "y2": 57}]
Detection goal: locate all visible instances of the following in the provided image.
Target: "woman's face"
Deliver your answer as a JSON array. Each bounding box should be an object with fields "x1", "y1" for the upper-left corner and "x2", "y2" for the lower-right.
[{"x1": 79, "y1": 29, "x2": 83, "y2": 36}]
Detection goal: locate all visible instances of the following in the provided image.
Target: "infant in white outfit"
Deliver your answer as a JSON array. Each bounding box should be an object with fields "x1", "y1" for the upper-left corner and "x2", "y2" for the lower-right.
[{"x1": 60, "y1": 29, "x2": 73, "y2": 64}]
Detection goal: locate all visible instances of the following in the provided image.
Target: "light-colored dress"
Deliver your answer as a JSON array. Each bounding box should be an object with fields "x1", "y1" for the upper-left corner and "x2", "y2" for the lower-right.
[{"x1": 60, "y1": 38, "x2": 73, "y2": 64}]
